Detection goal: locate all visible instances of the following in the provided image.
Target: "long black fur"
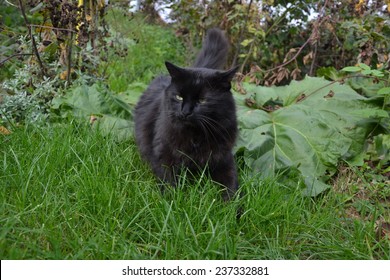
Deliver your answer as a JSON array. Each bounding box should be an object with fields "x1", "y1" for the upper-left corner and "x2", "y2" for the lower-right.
[
  {"x1": 134, "y1": 28, "x2": 239, "y2": 200},
  {"x1": 193, "y1": 28, "x2": 229, "y2": 69}
]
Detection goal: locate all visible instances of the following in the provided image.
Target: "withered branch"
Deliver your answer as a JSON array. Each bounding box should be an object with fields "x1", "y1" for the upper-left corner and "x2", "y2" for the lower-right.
[{"x1": 18, "y1": 0, "x2": 46, "y2": 77}]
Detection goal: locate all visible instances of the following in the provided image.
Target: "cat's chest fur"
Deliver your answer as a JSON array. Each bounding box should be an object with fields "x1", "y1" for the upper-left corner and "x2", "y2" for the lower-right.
[{"x1": 155, "y1": 125, "x2": 213, "y2": 169}]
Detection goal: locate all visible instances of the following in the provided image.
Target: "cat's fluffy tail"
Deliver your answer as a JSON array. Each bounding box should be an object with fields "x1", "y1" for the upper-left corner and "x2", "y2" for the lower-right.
[{"x1": 193, "y1": 28, "x2": 229, "y2": 70}]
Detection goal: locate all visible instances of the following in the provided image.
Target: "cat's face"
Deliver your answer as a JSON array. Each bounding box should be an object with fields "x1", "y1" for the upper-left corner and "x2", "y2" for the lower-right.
[{"x1": 164, "y1": 62, "x2": 238, "y2": 127}]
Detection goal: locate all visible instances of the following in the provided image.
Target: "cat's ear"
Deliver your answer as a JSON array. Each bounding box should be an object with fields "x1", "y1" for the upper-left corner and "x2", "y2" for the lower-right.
[
  {"x1": 220, "y1": 66, "x2": 239, "y2": 82},
  {"x1": 165, "y1": 61, "x2": 187, "y2": 80},
  {"x1": 215, "y1": 66, "x2": 239, "y2": 90}
]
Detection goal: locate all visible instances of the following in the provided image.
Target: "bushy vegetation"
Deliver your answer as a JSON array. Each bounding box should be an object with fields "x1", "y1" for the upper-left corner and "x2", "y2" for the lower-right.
[
  {"x1": 102, "y1": 10, "x2": 186, "y2": 92},
  {"x1": 1, "y1": 0, "x2": 389, "y2": 259}
]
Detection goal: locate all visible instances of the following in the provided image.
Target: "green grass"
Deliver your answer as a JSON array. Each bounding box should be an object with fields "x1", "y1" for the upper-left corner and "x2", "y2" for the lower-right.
[{"x1": 1, "y1": 124, "x2": 389, "y2": 259}]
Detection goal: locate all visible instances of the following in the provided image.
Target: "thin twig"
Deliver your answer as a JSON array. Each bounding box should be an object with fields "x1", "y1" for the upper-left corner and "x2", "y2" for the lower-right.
[
  {"x1": 238, "y1": 5, "x2": 292, "y2": 73},
  {"x1": 0, "y1": 53, "x2": 33, "y2": 66},
  {"x1": 4, "y1": 0, "x2": 18, "y2": 8},
  {"x1": 309, "y1": 0, "x2": 329, "y2": 76},
  {"x1": 66, "y1": 25, "x2": 74, "y2": 85},
  {"x1": 309, "y1": 43, "x2": 318, "y2": 76},
  {"x1": 297, "y1": 79, "x2": 340, "y2": 103},
  {"x1": 18, "y1": 0, "x2": 46, "y2": 77},
  {"x1": 265, "y1": 37, "x2": 312, "y2": 73},
  {"x1": 240, "y1": 41, "x2": 254, "y2": 73},
  {"x1": 264, "y1": 0, "x2": 330, "y2": 74},
  {"x1": 231, "y1": 0, "x2": 253, "y2": 68},
  {"x1": 296, "y1": 72, "x2": 389, "y2": 103}
]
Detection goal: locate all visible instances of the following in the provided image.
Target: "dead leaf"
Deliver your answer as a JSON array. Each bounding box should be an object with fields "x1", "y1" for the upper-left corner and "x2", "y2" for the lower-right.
[
  {"x1": 303, "y1": 51, "x2": 313, "y2": 65},
  {"x1": 0, "y1": 126, "x2": 11, "y2": 135},
  {"x1": 59, "y1": 69, "x2": 74, "y2": 80},
  {"x1": 291, "y1": 68, "x2": 301, "y2": 80},
  {"x1": 355, "y1": 0, "x2": 365, "y2": 15},
  {"x1": 276, "y1": 68, "x2": 289, "y2": 84},
  {"x1": 376, "y1": 219, "x2": 390, "y2": 241},
  {"x1": 90, "y1": 115, "x2": 98, "y2": 125},
  {"x1": 245, "y1": 98, "x2": 256, "y2": 108},
  {"x1": 324, "y1": 90, "x2": 335, "y2": 98},
  {"x1": 283, "y1": 48, "x2": 297, "y2": 63}
]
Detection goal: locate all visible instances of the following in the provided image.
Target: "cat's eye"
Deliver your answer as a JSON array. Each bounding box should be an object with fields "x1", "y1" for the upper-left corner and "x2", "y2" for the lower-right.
[
  {"x1": 198, "y1": 98, "x2": 206, "y2": 104},
  {"x1": 175, "y1": 95, "x2": 183, "y2": 101}
]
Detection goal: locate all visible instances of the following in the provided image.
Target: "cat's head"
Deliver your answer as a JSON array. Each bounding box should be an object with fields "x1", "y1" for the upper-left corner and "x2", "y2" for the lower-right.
[{"x1": 164, "y1": 61, "x2": 238, "y2": 127}]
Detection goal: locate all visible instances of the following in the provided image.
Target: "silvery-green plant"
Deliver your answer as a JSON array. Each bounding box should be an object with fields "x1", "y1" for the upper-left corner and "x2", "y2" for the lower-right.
[{"x1": 1, "y1": 61, "x2": 61, "y2": 125}]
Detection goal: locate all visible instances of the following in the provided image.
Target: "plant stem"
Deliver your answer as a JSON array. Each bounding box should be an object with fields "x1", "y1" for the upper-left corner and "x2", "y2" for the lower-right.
[
  {"x1": 18, "y1": 0, "x2": 46, "y2": 77},
  {"x1": 265, "y1": 0, "x2": 330, "y2": 74},
  {"x1": 240, "y1": 41, "x2": 254, "y2": 73},
  {"x1": 309, "y1": 43, "x2": 318, "y2": 76},
  {"x1": 0, "y1": 53, "x2": 33, "y2": 66},
  {"x1": 231, "y1": 0, "x2": 253, "y2": 68},
  {"x1": 67, "y1": 24, "x2": 74, "y2": 85}
]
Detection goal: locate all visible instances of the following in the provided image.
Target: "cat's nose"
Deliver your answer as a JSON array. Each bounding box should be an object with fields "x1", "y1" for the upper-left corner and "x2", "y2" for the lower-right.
[
  {"x1": 180, "y1": 111, "x2": 192, "y2": 120},
  {"x1": 181, "y1": 110, "x2": 192, "y2": 117},
  {"x1": 181, "y1": 104, "x2": 193, "y2": 118}
]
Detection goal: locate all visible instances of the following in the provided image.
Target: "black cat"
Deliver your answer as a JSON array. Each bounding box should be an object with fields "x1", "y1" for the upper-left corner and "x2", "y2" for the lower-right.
[{"x1": 134, "y1": 28, "x2": 239, "y2": 200}]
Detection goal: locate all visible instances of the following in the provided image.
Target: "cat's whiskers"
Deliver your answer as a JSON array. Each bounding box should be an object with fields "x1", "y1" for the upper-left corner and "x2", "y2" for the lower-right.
[
  {"x1": 197, "y1": 118, "x2": 214, "y2": 150},
  {"x1": 199, "y1": 115, "x2": 232, "y2": 142}
]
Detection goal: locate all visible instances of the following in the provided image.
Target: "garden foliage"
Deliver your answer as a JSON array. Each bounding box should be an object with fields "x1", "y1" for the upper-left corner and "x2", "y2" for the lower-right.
[
  {"x1": 234, "y1": 76, "x2": 388, "y2": 196},
  {"x1": 52, "y1": 83, "x2": 137, "y2": 141}
]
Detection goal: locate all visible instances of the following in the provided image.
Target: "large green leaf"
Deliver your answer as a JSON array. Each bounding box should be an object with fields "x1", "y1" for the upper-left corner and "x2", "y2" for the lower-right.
[
  {"x1": 52, "y1": 83, "x2": 134, "y2": 141},
  {"x1": 234, "y1": 77, "x2": 388, "y2": 196}
]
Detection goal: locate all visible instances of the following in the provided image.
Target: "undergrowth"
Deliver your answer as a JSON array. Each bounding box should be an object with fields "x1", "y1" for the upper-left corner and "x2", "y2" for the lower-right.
[{"x1": 101, "y1": 9, "x2": 186, "y2": 93}]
